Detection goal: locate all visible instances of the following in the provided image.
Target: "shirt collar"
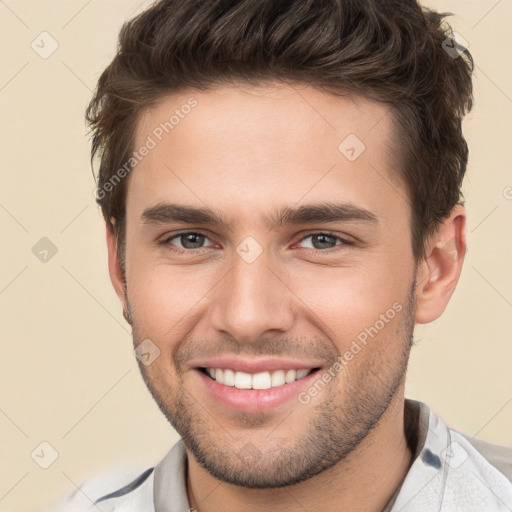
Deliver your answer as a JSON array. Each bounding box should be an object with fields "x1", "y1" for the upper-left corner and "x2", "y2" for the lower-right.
[{"x1": 153, "y1": 438, "x2": 189, "y2": 512}]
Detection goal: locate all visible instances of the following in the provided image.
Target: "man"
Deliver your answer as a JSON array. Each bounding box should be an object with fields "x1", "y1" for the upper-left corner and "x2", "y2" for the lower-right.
[{"x1": 51, "y1": 0, "x2": 512, "y2": 510}]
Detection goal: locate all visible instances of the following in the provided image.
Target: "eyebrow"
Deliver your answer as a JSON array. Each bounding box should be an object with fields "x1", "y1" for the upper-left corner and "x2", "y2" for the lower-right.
[{"x1": 140, "y1": 201, "x2": 378, "y2": 230}]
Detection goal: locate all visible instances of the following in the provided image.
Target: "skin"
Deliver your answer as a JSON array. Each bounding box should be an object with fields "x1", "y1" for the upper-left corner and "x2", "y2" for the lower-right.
[{"x1": 106, "y1": 82, "x2": 466, "y2": 512}]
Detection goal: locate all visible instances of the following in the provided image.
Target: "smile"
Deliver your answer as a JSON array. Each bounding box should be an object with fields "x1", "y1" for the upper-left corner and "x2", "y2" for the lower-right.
[{"x1": 201, "y1": 367, "x2": 317, "y2": 389}]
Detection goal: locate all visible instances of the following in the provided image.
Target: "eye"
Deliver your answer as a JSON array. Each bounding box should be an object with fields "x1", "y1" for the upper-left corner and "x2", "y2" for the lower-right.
[
  {"x1": 159, "y1": 230, "x2": 352, "y2": 254},
  {"x1": 161, "y1": 231, "x2": 216, "y2": 252},
  {"x1": 296, "y1": 232, "x2": 350, "y2": 251}
]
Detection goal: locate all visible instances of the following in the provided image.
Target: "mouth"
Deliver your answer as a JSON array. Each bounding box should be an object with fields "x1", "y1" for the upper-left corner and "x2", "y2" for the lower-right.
[
  {"x1": 194, "y1": 365, "x2": 323, "y2": 414},
  {"x1": 199, "y1": 367, "x2": 321, "y2": 390}
]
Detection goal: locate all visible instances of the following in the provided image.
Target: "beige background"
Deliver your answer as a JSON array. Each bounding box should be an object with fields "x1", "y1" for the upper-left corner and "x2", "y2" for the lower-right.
[{"x1": 0, "y1": 1, "x2": 511, "y2": 511}]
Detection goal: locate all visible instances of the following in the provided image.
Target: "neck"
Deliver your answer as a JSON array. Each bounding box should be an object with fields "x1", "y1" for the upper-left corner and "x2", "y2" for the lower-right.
[{"x1": 187, "y1": 394, "x2": 412, "y2": 512}]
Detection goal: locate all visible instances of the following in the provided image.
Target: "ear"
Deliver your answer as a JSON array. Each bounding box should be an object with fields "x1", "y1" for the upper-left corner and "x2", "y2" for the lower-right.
[
  {"x1": 105, "y1": 220, "x2": 127, "y2": 311},
  {"x1": 414, "y1": 205, "x2": 466, "y2": 324}
]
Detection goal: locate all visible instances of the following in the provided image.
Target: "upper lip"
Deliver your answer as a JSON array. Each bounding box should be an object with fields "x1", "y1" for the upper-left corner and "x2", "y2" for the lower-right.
[{"x1": 192, "y1": 356, "x2": 323, "y2": 374}]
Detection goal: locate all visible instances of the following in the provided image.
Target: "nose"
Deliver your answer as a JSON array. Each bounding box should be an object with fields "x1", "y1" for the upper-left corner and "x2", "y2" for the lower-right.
[{"x1": 209, "y1": 251, "x2": 295, "y2": 344}]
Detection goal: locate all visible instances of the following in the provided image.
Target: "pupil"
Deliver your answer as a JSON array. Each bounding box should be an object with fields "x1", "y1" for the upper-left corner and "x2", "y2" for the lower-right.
[
  {"x1": 313, "y1": 234, "x2": 336, "y2": 249},
  {"x1": 182, "y1": 233, "x2": 204, "y2": 249}
]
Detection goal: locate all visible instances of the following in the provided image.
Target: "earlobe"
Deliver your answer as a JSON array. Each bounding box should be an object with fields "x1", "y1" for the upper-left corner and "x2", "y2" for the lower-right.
[
  {"x1": 105, "y1": 221, "x2": 128, "y2": 310},
  {"x1": 414, "y1": 205, "x2": 466, "y2": 324}
]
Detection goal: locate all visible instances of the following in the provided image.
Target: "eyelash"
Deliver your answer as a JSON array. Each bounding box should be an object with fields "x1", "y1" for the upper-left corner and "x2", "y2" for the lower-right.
[{"x1": 159, "y1": 230, "x2": 353, "y2": 255}]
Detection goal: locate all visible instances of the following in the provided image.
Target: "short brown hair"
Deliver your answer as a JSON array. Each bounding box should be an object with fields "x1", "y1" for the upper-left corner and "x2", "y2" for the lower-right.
[{"x1": 86, "y1": 0, "x2": 473, "y2": 268}]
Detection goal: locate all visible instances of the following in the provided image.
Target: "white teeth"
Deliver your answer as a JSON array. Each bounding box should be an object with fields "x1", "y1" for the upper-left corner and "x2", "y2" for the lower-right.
[
  {"x1": 252, "y1": 372, "x2": 272, "y2": 390},
  {"x1": 234, "y1": 371, "x2": 252, "y2": 389},
  {"x1": 223, "y1": 368, "x2": 235, "y2": 387},
  {"x1": 271, "y1": 370, "x2": 286, "y2": 387},
  {"x1": 205, "y1": 367, "x2": 313, "y2": 389},
  {"x1": 285, "y1": 369, "x2": 297, "y2": 383},
  {"x1": 296, "y1": 369, "x2": 310, "y2": 379}
]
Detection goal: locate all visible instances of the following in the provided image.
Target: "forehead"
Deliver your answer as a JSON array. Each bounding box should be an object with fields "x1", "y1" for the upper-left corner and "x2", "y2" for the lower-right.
[
  {"x1": 135, "y1": 82, "x2": 396, "y2": 154},
  {"x1": 129, "y1": 82, "x2": 408, "y2": 226}
]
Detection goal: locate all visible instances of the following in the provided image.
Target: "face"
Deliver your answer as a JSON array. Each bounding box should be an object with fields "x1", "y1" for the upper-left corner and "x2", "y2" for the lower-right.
[{"x1": 118, "y1": 82, "x2": 418, "y2": 487}]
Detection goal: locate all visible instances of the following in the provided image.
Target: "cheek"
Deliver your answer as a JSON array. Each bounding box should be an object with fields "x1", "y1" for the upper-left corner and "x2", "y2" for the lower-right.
[
  {"x1": 284, "y1": 260, "x2": 412, "y2": 349},
  {"x1": 127, "y1": 259, "x2": 217, "y2": 341}
]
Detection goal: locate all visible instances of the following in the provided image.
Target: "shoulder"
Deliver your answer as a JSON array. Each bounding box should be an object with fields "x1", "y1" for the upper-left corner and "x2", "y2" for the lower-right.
[
  {"x1": 393, "y1": 402, "x2": 512, "y2": 511},
  {"x1": 442, "y1": 425, "x2": 512, "y2": 506},
  {"x1": 412, "y1": 400, "x2": 512, "y2": 483},
  {"x1": 464, "y1": 434, "x2": 512, "y2": 482},
  {"x1": 46, "y1": 465, "x2": 155, "y2": 512}
]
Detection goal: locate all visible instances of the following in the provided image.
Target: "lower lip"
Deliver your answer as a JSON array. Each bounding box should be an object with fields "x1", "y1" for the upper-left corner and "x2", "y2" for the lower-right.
[{"x1": 194, "y1": 369, "x2": 320, "y2": 414}]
